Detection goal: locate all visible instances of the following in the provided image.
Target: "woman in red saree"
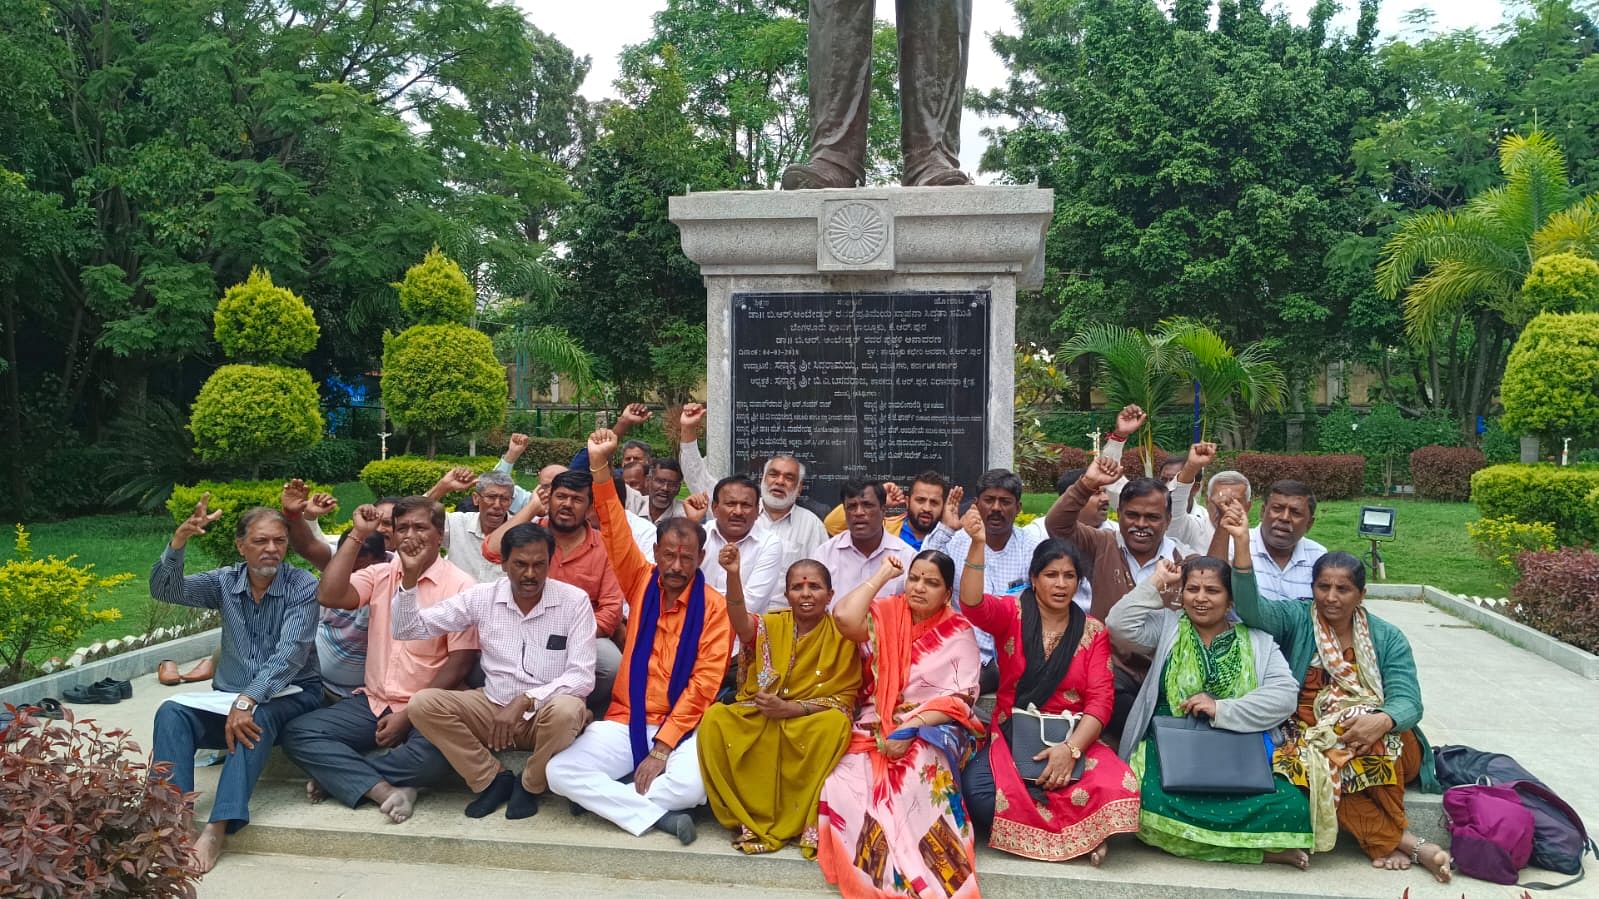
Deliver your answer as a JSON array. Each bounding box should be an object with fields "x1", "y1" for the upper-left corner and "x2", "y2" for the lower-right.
[
  {"x1": 954, "y1": 511, "x2": 1140, "y2": 865},
  {"x1": 816, "y1": 550, "x2": 984, "y2": 899}
]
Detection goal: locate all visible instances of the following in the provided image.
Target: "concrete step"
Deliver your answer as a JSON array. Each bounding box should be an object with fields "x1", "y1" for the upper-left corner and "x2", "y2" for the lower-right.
[{"x1": 208, "y1": 779, "x2": 1528, "y2": 899}]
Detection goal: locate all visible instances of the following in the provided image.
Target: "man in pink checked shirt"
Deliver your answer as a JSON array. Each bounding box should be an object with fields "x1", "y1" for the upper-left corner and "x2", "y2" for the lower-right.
[{"x1": 395, "y1": 522, "x2": 598, "y2": 821}]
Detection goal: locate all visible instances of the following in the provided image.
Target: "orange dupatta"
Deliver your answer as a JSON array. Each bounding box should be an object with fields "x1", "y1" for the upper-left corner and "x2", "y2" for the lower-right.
[{"x1": 849, "y1": 597, "x2": 982, "y2": 761}]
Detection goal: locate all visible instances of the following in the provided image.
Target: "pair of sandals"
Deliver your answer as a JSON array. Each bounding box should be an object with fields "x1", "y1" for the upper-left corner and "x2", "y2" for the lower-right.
[
  {"x1": 1, "y1": 697, "x2": 65, "y2": 734},
  {"x1": 63, "y1": 678, "x2": 132, "y2": 704},
  {"x1": 158, "y1": 657, "x2": 214, "y2": 686}
]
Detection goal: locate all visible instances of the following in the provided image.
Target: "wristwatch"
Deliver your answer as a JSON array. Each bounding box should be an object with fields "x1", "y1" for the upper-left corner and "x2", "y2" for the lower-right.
[
  {"x1": 649, "y1": 748, "x2": 670, "y2": 762},
  {"x1": 234, "y1": 696, "x2": 255, "y2": 714},
  {"x1": 1066, "y1": 743, "x2": 1082, "y2": 761}
]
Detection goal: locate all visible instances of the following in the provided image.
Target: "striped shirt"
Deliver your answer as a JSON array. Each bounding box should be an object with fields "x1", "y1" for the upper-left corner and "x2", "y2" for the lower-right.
[
  {"x1": 316, "y1": 607, "x2": 369, "y2": 697},
  {"x1": 391, "y1": 576, "x2": 596, "y2": 708},
  {"x1": 149, "y1": 548, "x2": 321, "y2": 701},
  {"x1": 1250, "y1": 526, "x2": 1327, "y2": 602}
]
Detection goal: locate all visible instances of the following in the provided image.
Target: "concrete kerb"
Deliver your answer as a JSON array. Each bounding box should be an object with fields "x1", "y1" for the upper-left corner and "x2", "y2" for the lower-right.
[
  {"x1": 1366, "y1": 583, "x2": 1599, "y2": 681},
  {"x1": 0, "y1": 627, "x2": 220, "y2": 709}
]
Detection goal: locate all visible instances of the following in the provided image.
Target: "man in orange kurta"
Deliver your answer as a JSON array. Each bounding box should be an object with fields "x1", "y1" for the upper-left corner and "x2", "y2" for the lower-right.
[{"x1": 545, "y1": 428, "x2": 731, "y2": 844}]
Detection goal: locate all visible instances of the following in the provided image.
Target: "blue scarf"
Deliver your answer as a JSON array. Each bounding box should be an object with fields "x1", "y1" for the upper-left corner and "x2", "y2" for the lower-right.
[{"x1": 628, "y1": 567, "x2": 708, "y2": 766}]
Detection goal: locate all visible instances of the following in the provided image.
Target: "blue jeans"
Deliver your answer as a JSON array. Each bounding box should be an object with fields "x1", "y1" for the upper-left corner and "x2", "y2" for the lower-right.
[{"x1": 152, "y1": 688, "x2": 320, "y2": 832}]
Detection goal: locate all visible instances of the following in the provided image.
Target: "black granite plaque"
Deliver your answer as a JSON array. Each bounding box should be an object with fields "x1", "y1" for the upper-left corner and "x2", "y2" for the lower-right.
[{"x1": 731, "y1": 291, "x2": 989, "y2": 503}]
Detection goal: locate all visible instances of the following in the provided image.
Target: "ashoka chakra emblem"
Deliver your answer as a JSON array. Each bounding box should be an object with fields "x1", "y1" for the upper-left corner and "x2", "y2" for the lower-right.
[{"x1": 825, "y1": 202, "x2": 888, "y2": 265}]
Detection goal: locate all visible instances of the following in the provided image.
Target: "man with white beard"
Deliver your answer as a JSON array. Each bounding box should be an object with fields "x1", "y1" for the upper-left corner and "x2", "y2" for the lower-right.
[{"x1": 675, "y1": 404, "x2": 827, "y2": 574}]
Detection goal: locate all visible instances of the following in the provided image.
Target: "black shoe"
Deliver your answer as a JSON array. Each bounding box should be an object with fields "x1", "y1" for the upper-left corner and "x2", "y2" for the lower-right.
[
  {"x1": 568, "y1": 800, "x2": 587, "y2": 817},
  {"x1": 63, "y1": 683, "x2": 121, "y2": 704},
  {"x1": 96, "y1": 677, "x2": 133, "y2": 700},
  {"x1": 464, "y1": 771, "x2": 514, "y2": 818},
  {"x1": 655, "y1": 810, "x2": 697, "y2": 846},
  {"x1": 506, "y1": 781, "x2": 540, "y2": 820}
]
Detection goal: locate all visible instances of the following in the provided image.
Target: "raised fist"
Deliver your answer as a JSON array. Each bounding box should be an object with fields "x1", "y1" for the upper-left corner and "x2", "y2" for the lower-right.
[
  {"x1": 683, "y1": 491, "x2": 709, "y2": 524},
  {"x1": 306, "y1": 492, "x2": 338, "y2": 522},
  {"x1": 718, "y1": 542, "x2": 741, "y2": 575},
  {"x1": 618, "y1": 403, "x2": 652, "y2": 429},
  {"x1": 586, "y1": 428, "x2": 620, "y2": 466},
  {"x1": 1114, "y1": 404, "x2": 1147, "y2": 438},
  {"x1": 505, "y1": 433, "x2": 530, "y2": 463},
  {"x1": 679, "y1": 402, "x2": 706, "y2": 440}
]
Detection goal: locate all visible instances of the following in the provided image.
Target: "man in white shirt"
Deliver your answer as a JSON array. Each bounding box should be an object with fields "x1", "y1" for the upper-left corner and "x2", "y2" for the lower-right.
[
  {"x1": 684, "y1": 475, "x2": 784, "y2": 613},
  {"x1": 808, "y1": 478, "x2": 916, "y2": 605},
  {"x1": 1251, "y1": 480, "x2": 1327, "y2": 601},
  {"x1": 922, "y1": 469, "x2": 1042, "y2": 693},
  {"x1": 676, "y1": 403, "x2": 826, "y2": 573},
  {"x1": 427, "y1": 468, "x2": 515, "y2": 584}
]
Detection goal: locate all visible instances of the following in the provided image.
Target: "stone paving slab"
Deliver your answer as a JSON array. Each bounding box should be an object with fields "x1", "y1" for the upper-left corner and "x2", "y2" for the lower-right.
[{"x1": 40, "y1": 598, "x2": 1599, "y2": 898}]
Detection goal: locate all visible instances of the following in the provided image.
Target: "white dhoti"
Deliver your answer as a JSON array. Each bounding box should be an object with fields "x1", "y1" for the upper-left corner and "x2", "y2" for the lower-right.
[{"x1": 545, "y1": 720, "x2": 706, "y2": 836}]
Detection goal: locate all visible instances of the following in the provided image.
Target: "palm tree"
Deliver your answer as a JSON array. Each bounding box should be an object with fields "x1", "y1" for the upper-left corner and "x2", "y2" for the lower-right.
[
  {"x1": 1376, "y1": 131, "x2": 1599, "y2": 433},
  {"x1": 1163, "y1": 318, "x2": 1286, "y2": 444},
  {"x1": 1059, "y1": 324, "x2": 1186, "y2": 474}
]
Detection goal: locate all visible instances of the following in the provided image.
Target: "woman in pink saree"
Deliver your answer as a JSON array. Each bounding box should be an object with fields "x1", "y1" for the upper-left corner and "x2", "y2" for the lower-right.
[{"x1": 816, "y1": 550, "x2": 984, "y2": 899}]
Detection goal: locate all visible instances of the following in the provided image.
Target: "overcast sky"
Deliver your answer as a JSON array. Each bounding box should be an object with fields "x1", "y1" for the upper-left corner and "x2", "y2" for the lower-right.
[{"x1": 524, "y1": 0, "x2": 1518, "y2": 177}]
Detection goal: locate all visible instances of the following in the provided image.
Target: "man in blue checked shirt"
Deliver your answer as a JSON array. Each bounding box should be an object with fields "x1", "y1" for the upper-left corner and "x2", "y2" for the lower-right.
[{"x1": 148, "y1": 496, "x2": 321, "y2": 874}]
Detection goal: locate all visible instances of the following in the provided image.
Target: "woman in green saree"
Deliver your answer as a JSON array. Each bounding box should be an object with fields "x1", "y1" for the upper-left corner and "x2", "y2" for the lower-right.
[
  {"x1": 1106, "y1": 506, "x2": 1313, "y2": 868},
  {"x1": 697, "y1": 550, "x2": 863, "y2": 856}
]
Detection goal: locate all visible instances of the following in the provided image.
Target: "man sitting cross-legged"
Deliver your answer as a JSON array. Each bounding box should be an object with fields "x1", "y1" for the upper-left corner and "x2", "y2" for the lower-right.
[
  {"x1": 545, "y1": 428, "x2": 732, "y2": 845},
  {"x1": 279, "y1": 497, "x2": 478, "y2": 824},
  {"x1": 398, "y1": 522, "x2": 597, "y2": 820},
  {"x1": 149, "y1": 498, "x2": 322, "y2": 873}
]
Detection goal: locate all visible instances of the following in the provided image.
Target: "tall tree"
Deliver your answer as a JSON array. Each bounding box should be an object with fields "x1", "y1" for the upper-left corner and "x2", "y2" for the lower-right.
[{"x1": 975, "y1": 0, "x2": 1390, "y2": 391}]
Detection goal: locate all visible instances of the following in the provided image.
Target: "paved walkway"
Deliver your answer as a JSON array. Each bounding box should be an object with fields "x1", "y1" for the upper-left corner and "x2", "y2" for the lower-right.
[{"x1": 39, "y1": 598, "x2": 1599, "y2": 898}]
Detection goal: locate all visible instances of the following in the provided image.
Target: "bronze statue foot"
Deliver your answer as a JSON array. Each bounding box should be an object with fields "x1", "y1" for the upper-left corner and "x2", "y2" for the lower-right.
[
  {"x1": 903, "y1": 165, "x2": 973, "y2": 187},
  {"x1": 781, "y1": 160, "x2": 858, "y2": 190}
]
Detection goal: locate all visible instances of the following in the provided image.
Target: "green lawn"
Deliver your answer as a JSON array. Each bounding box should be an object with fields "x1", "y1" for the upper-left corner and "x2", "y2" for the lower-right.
[
  {"x1": 1019, "y1": 494, "x2": 1505, "y2": 598},
  {"x1": 3, "y1": 489, "x2": 1502, "y2": 669},
  {"x1": 0, "y1": 514, "x2": 222, "y2": 666}
]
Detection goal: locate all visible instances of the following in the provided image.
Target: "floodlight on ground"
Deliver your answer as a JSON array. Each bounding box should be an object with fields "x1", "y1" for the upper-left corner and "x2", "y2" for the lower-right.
[{"x1": 1358, "y1": 505, "x2": 1396, "y2": 580}]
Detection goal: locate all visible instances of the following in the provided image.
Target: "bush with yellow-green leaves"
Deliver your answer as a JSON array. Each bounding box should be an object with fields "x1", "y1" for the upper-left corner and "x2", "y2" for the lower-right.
[
  {"x1": 213, "y1": 267, "x2": 320, "y2": 363},
  {"x1": 395, "y1": 245, "x2": 476, "y2": 325},
  {"x1": 1500, "y1": 311, "x2": 1599, "y2": 444},
  {"x1": 1466, "y1": 515, "x2": 1558, "y2": 581},
  {"x1": 0, "y1": 525, "x2": 129, "y2": 681}
]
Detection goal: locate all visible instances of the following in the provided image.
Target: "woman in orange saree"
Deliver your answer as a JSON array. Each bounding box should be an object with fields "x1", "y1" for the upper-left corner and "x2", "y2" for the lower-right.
[{"x1": 816, "y1": 550, "x2": 984, "y2": 899}]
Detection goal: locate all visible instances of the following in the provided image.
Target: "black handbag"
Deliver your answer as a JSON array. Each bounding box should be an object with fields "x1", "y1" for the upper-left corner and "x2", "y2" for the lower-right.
[
  {"x1": 1009, "y1": 704, "x2": 1087, "y2": 782},
  {"x1": 1150, "y1": 714, "x2": 1274, "y2": 794}
]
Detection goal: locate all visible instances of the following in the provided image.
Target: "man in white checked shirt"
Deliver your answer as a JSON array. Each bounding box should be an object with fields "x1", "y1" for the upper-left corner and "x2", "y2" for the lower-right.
[{"x1": 396, "y1": 522, "x2": 597, "y2": 821}]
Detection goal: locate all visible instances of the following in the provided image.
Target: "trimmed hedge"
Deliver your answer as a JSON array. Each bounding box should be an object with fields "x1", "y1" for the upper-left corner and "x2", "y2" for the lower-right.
[
  {"x1": 276, "y1": 438, "x2": 371, "y2": 484},
  {"x1": 1410, "y1": 445, "x2": 1487, "y2": 501},
  {"x1": 508, "y1": 437, "x2": 585, "y2": 476},
  {"x1": 1511, "y1": 547, "x2": 1599, "y2": 654},
  {"x1": 1018, "y1": 445, "x2": 1092, "y2": 493},
  {"x1": 1471, "y1": 464, "x2": 1599, "y2": 545},
  {"x1": 359, "y1": 455, "x2": 501, "y2": 506},
  {"x1": 168, "y1": 480, "x2": 331, "y2": 562},
  {"x1": 1230, "y1": 453, "x2": 1366, "y2": 501}
]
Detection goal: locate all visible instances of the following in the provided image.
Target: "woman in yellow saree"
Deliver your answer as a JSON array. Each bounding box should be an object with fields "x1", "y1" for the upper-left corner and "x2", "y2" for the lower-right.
[{"x1": 698, "y1": 550, "x2": 863, "y2": 856}]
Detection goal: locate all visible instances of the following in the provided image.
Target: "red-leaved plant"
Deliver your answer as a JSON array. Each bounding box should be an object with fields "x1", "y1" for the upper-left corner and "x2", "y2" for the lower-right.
[{"x1": 0, "y1": 707, "x2": 199, "y2": 897}]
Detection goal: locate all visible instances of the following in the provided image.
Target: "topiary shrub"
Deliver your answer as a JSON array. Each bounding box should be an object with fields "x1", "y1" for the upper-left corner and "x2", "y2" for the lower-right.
[
  {"x1": 1466, "y1": 515, "x2": 1557, "y2": 581},
  {"x1": 1520, "y1": 251, "x2": 1599, "y2": 316},
  {"x1": 395, "y1": 246, "x2": 475, "y2": 325},
  {"x1": 1230, "y1": 453, "x2": 1366, "y2": 501},
  {"x1": 1510, "y1": 547, "x2": 1599, "y2": 654},
  {"x1": 189, "y1": 365, "x2": 323, "y2": 475},
  {"x1": 358, "y1": 455, "x2": 499, "y2": 506},
  {"x1": 1471, "y1": 463, "x2": 1599, "y2": 546},
  {"x1": 381, "y1": 324, "x2": 507, "y2": 457},
  {"x1": 167, "y1": 480, "x2": 330, "y2": 563},
  {"x1": 1410, "y1": 445, "x2": 1487, "y2": 501},
  {"x1": 0, "y1": 526, "x2": 128, "y2": 682},
  {"x1": 212, "y1": 267, "x2": 319, "y2": 364},
  {"x1": 0, "y1": 712, "x2": 200, "y2": 894},
  {"x1": 1500, "y1": 312, "x2": 1599, "y2": 444}
]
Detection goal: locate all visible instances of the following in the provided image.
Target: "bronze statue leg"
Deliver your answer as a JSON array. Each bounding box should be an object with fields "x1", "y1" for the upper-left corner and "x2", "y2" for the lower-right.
[
  {"x1": 898, "y1": 0, "x2": 972, "y2": 186},
  {"x1": 783, "y1": 0, "x2": 872, "y2": 189}
]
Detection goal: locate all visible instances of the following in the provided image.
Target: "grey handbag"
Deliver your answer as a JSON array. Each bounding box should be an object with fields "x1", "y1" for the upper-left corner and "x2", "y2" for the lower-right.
[
  {"x1": 1150, "y1": 714, "x2": 1274, "y2": 794},
  {"x1": 1009, "y1": 704, "x2": 1087, "y2": 782}
]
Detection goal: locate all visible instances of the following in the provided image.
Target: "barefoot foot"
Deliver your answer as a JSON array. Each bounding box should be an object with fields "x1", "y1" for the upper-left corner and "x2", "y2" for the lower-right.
[
  {"x1": 192, "y1": 824, "x2": 226, "y2": 874},
  {"x1": 305, "y1": 779, "x2": 328, "y2": 804},
  {"x1": 378, "y1": 787, "x2": 418, "y2": 824},
  {"x1": 1264, "y1": 848, "x2": 1310, "y2": 870},
  {"x1": 1377, "y1": 849, "x2": 1411, "y2": 871},
  {"x1": 1415, "y1": 840, "x2": 1452, "y2": 883},
  {"x1": 1088, "y1": 842, "x2": 1109, "y2": 867}
]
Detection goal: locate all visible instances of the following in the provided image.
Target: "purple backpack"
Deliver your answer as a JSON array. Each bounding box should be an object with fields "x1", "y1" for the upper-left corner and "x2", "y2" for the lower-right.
[{"x1": 1445, "y1": 783, "x2": 1535, "y2": 884}]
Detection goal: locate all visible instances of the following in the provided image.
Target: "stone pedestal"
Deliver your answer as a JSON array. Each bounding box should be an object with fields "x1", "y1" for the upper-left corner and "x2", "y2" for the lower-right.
[{"x1": 669, "y1": 186, "x2": 1053, "y2": 496}]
